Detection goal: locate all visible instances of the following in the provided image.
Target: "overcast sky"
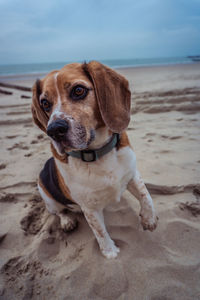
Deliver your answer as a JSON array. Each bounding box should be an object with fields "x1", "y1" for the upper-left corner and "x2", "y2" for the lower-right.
[{"x1": 0, "y1": 0, "x2": 200, "y2": 64}]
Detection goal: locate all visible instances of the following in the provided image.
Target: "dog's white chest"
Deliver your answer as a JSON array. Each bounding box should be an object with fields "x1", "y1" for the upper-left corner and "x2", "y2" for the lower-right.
[{"x1": 55, "y1": 146, "x2": 136, "y2": 210}]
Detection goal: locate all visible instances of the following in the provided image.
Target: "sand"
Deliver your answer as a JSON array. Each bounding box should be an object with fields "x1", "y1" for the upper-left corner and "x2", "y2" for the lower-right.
[{"x1": 0, "y1": 63, "x2": 200, "y2": 300}]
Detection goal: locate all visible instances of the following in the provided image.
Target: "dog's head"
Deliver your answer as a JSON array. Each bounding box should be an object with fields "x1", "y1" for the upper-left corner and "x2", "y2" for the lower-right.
[{"x1": 32, "y1": 61, "x2": 131, "y2": 154}]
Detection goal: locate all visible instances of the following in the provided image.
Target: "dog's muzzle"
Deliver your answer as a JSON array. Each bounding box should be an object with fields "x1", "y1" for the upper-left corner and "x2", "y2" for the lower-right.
[{"x1": 47, "y1": 120, "x2": 69, "y2": 142}]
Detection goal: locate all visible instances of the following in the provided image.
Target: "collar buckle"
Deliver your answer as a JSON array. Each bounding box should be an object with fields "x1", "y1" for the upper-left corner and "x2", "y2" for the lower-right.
[{"x1": 81, "y1": 150, "x2": 97, "y2": 162}]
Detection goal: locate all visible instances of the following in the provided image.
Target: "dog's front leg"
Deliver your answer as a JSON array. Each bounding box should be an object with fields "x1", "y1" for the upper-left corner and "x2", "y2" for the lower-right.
[
  {"x1": 127, "y1": 170, "x2": 158, "y2": 231},
  {"x1": 82, "y1": 208, "x2": 120, "y2": 259}
]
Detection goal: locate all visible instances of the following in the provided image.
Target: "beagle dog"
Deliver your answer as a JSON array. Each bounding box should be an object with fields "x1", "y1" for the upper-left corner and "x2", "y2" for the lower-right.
[{"x1": 32, "y1": 61, "x2": 158, "y2": 259}]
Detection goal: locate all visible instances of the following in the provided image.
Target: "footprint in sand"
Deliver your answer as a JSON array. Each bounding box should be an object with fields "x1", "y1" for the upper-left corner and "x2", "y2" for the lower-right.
[
  {"x1": 20, "y1": 197, "x2": 45, "y2": 235},
  {"x1": 90, "y1": 259, "x2": 128, "y2": 299},
  {"x1": 0, "y1": 163, "x2": 6, "y2": 170},
  {"x1": 169, "y1": 136, "x2": 182, "y2": 140},
  {"x1": 0, "y1": 233, "x2": 7, "y2": 244},
  {"x1": 1, "y1": 255, "x2": 49, "y2": 299},
  {"x1": 37, "y1": 237, "x2": 60, "y2": 260},
  {"x1": 24, "y1": 153, "x2": 32, "y2": 157},
  {"x1": 179, "y1": 201, "x2": 200, "y2": 216},
  {"x1": 20, "y1": 95, "x2": 31, "y2": 99},
  {"x1": 37, "y1": 134, "x2": 44, "y2": 140},
  {"x1": 0, "y1": 193, "x2": 16, "y2": 203},
  {"x1": 163, "y1": 220, "x2": 200, "y2": 261},
  {"x1": 6, "y1": 135, "x2": 18, "y2": 139},
  {"x1": 146, "y1": 133, "x2": 156, "y2": 137},
  {"x1": 23, "y1": 124, "x2": 33, "y2": 128},
  {"x1": 7, "y1": 142, "x2": 29, "y2": 151},
  {"x1": 31, "y1": 140, "x2": 38, "y2": 144}
]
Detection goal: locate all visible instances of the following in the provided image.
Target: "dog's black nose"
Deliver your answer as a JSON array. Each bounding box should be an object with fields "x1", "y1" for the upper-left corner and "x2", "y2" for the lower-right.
[{"x1": 47, "y1": 120, "x2": 69, "y2": 142}]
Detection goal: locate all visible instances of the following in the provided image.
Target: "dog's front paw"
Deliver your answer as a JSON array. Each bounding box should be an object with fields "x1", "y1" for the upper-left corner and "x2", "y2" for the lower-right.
[
  {"x1": 140, "y1": 210, "x2": 158, "y2": 232},
  {"x1": 60, "y1": 215, "x2": 78, "y2": 232},
  {"x1": 101, "y1": 244, "x2": 120, "y2": 259}
]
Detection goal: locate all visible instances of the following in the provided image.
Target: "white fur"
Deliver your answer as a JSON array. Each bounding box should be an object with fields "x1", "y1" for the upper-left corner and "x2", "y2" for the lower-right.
[
  {"x1": 38, "y1": 182, "x2": 80, "y2": 232},
  {"x1": 48, "y1": 78, "x2": 92, "y2": 127},
  {"x1": 39, "y1": 143, "x2": 158, "y2": 258},
  {"x1": 38, "y1": 75, "x2": 157, "y2": 257},
  {"x1": 127, "y1": 170, "x2": 157, "y2": 230},
  {"x1": 38, "y1": 182, "x2": 81, "y2": 213},
  {"x1": 55, "y1": 146, "x2": 136, "y2": 210},
  {"x1": 88, "y1": 127, "x2": 112, "y2": 149},
  {"x1": 48, "y1": 73, "x2": 62, "y2": 126},
  {"x1": 36, "y1": 67, "x2": 158, "y2": 258},
  {"x1": 53, "y1": 146, "x2": 137, "y2": 258}
]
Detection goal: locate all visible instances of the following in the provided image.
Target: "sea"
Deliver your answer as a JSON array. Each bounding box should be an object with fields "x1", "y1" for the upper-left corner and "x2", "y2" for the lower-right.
[{"x1": 0, "y1": 56, "x2": 196, "y2": 77}]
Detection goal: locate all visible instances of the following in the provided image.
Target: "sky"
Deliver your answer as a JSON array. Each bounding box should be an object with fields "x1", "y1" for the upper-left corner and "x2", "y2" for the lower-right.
[{"x1": 0, "y1": 0, "x2": 200, "y2": 64}]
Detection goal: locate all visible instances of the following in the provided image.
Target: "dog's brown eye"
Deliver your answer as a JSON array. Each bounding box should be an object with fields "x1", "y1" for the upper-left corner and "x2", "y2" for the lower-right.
[
  {"x1": 40, "y1": 99, "x2": 51, "y2": 112},
  {"x1": 70, "y1": 85, "x2": 88, "y2": 100},
  {"x1": 75, "y1": 86, "x2": 84, "y2": 95}
]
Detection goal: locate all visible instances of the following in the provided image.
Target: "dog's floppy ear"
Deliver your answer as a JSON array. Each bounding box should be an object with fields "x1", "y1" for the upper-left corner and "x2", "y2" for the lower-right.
[
  {"x1": 83, "y1": 61, "x2": 131, "y2": 133},
  {"x1": 31, "y1": 79, "x2": 48, "y2": 133}
]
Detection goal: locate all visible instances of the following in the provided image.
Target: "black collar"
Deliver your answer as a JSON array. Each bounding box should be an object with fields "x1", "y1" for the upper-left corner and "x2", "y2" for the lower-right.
[{"x1": 66, "y1": 133, "x2": 120, "y2": 162}]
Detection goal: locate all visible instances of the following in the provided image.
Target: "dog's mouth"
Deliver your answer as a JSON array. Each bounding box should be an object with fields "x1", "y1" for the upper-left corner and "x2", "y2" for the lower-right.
[
  {"x1": 47, "y1": 119, "x2": 95, "y2": 154},
  {"x1": 56, "y1": 133, "x2": 95, "y2": 153},
  {"x1": 50, "y1": 127, "x2": 95, "y2": 155}
]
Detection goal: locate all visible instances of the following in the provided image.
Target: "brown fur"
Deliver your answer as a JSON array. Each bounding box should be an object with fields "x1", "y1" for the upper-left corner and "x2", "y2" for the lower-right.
[
  {"x1": 32, "y1": 61, "x2": 131, "y2": 159},
  {"x1": 50, "y1": 143, "x2": 68, "y2": 163},
  {"x1": 117, "y1": 131, "x2": 132, "y2": 150},
  {"x1": 32, "y1": 63, "x2": 159, "y2": 259},
  {"x1": 32, "y1": 79, "x2": 48, "y2": 132},
  {"x1": 83, "y1": 61, "x2": 131, "y2": 133}
]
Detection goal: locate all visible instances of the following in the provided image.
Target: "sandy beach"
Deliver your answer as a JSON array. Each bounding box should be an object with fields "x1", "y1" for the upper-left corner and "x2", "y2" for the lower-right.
[{"x1": 0, "y1": 63, "x2": 200, "y2": 300}]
